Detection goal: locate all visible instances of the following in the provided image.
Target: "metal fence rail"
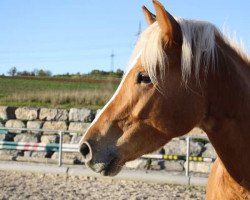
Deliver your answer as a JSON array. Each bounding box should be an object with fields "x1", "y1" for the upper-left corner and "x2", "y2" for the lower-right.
[
  {"x1": 0, "y1": 127, "x2": 85, "y2": 167},
  {"x1": 0, "y1": 127, "x2": 213, "y2": 177},
  {"x1": 0, "y1": 141, "x2": 77, "y2": 152}
]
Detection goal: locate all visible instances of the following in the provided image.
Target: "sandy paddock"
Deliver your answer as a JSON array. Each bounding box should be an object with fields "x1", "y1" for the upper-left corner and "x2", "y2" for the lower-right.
[{"x1": 0, "y1": 170, "x2": 205, "y2": 200}]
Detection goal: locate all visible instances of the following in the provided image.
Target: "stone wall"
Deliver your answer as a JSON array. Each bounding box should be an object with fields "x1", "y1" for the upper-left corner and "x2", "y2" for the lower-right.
[
  {"x1": 125, "y1": 139, "x2": 217, "y2": 173},
  {"x1": 0, "y1": 106, "x2": 217, "y2": 173},
  {"x1": 0, "y1": 106, "x2": 95, "y2": 135},
  {"x1": 0, "y1": 106, "x2": 96, "y2": 164}
]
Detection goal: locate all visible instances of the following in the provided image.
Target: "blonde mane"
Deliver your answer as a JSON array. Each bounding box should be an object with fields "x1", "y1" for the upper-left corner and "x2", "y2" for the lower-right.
[{"x1": 128, "y1": 17, "x2": 250, "y2": 87}]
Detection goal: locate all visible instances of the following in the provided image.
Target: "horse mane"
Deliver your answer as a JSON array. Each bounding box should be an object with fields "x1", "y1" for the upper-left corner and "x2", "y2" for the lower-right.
[{"x1": 128, "y1": 17, "x2": 250, "y2": 87}]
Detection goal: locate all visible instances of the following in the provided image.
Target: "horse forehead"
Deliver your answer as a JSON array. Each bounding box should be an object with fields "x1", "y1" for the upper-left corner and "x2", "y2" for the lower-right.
[{"x1": 128, "y1": 59, "x2": 144, "y2": 74}]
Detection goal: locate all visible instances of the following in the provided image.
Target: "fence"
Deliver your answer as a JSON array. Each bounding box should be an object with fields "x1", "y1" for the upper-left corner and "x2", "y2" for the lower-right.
[{"x1": 0, "y1": 127, "x2": 214, "y2": 177}]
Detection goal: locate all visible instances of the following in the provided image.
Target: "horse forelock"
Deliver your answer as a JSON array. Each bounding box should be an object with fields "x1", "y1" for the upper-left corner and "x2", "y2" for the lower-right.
[{"x1": 127, "y1": 17, "x2": 250, "y2": 89}]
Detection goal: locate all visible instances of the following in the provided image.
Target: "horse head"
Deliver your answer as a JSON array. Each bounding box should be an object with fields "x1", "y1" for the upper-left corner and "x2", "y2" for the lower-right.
[{"x1": 79, "y1": 0, "x2": 206, "y2": 176}]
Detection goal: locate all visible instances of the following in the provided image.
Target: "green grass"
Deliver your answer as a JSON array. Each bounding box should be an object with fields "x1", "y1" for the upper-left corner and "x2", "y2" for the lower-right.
[{"x1": 0, "y1": 76, "x2": 119, "y2": 109}]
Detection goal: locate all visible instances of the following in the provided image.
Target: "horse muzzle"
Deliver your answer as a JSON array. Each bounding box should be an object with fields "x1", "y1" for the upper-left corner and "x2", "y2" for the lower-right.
[{"x1": 79, "y1": 141, "x2": 123, "y2": 176}]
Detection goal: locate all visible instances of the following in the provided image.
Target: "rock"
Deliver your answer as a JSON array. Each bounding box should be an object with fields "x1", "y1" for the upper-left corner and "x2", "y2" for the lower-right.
[
  {"x1": 69, "y1": 108, "x2": 95, "y2": 122},
  {"x1": 0, "y1": 122, "x2": 5, "y2": 141},
  {"x1": 0, "y1": 106, "x2": 16, "y2": 120},
  {"x1": 149, "y1": 160, "x2": 165, "y2": 170},
  {"x1": 68, "y1": 122, "x2": 90, "y2": 136},
  {"x1": 62, "y1": 134, "x2": 71, "y2": 143},
  {"x1": 188, "y1": 127, "x2": 206, "y2": 136},
  {"x1": 14, "y1": 134, "x2": 38, "y2": 143},
  {"x1": 153, "y1": 147, "x2": 165, "y2": 154},
  {"x1": 39, "y1": 108, "x2": 57, "y2": 121},
  {"x1": 163, "y1": 139, "x2": 204, "y2": 156},
  {"x1": 39, "y1": 108, "x2": 68, "y2": 121},
  {"x1": 31, "y1": 152, "x2": 47, "y2": 158},
  {"x1": 24, "y1": 151, "x2": 32, "y2": 157},
  {"x1": 55, "y1": 109, "x2": 68, "y2": 121},
  {"x1": 5, "y1": 120, "x2": 25, "y2": 134},
  {"x1": 0, "y1": 106, "x2": 7, "y2": 120},
  {"x1": 41, "y1": 128, "x2": 70, "y2": 143},
  {"x1": 15, "y1": 107, "x2": 38, "y2": 121},
  {"x1": 42, "y1": 121, "x2": 67, "y2": 134},
  {"x1": 164, "y1": 140, "x2": 186, "y2": 155},
  {"x1": 0, "y1": 150, "x2": 18, "y2": 157},
  {"x1": 164, "y1": 161, "x2": 184, "y2": 172},
  {"x1": 202, "y1": 143, "x2": 217, "y2": 159},
  {"x1": 51, "y1": 152, "x2": 59, "y2": 159},
  {"x1": 52, "y1": 152, "x2": 83, "y2": 164},
  {"x1": 125, "y1": 159, "x2": 149, "y2": 169},
  {"x1": 0, "y1": 134, "x2": 5, "y2": 141},
  {"x1": 185, "y1": 161, "x2": 213, "y2": 173},
  {"x1": 41, "y1": 135, "x2": 58, "y2": 144},
  {"x1": 189, "y1": 141, "x2": 204, "y2": 156},
  {"x1": 26, "y1": 121, "x2": 44, "y2": 134},
  {"x1": 70, "y1": 135, "x2": 82, "y2": 144}
]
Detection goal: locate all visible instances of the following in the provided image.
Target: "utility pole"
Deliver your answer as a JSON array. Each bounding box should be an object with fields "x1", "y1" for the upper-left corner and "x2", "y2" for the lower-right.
[
  {"x1": 134, "y1": 21, "x2": 142, "y2": 46},
  {"x1": 136, "y1": 21, "x2": 142, "y2": 39},
  {"x1": 110, "y1": 50, "x2": 115, "y2": 72}
]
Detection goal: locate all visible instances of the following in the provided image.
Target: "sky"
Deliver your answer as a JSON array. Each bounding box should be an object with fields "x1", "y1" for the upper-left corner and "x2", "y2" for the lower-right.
[{"x1": 0, "y1": 0, "x2": 249, "y2": 75}]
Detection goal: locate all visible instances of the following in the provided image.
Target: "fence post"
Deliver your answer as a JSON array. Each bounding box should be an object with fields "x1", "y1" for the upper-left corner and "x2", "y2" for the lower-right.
[
  {"x1": 185, "y1": 136, "x2": 190, "y2": 177},
  {"x1": 58, "y1": 131, "x2": 63, "y2": 167}
]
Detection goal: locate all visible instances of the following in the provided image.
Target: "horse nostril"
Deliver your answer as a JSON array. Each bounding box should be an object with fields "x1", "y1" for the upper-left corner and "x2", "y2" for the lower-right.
[
  {"x1": 79, "y1": 141, "x2": 93, "y2": 162},
  {"x1": 80, "y1": 143, "x2": 89, "y2": 157}
]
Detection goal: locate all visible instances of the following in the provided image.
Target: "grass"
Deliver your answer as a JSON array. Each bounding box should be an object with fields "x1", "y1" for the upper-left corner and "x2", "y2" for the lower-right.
[{"x1": 0, "y1": 76, "x2": 119, "y2": 109}]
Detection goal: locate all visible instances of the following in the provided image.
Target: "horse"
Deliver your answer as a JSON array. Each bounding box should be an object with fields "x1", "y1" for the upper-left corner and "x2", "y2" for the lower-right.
[{"x1": 79, "y1": 0, "x2": 250, "y2": 199}]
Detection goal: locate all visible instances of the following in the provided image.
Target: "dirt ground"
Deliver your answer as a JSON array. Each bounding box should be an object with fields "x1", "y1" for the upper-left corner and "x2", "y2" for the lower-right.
[{"x1": 0, "y1": 170, "x2": 205, "y2": 200}]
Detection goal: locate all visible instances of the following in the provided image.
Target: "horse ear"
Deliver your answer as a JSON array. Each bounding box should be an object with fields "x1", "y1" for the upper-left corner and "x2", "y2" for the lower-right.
[
  {"x1": 152, "y1": 0, "x2": 182, "y2": 44},
  {"x1": 142, "y1": 6, "x2": 156, "y2": 25}
]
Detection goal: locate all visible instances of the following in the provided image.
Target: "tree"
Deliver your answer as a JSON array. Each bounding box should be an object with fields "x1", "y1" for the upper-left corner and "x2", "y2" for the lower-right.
[
  {"x1": 116, "y1": 69, "x2": 124, "y2": 78},
  {"x1": 36, "y1": 69, "x2": 52, "y2": 77},
  {"x1": 8, "y1": 67, "x2": 17, "y2": 76},
  {"x1": 16, "y1": 70, "x2": 35, "y2": 76}
]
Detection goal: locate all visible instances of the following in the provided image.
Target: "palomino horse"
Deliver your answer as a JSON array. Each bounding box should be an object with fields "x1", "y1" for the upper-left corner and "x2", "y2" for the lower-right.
[{"x1": 79, "y1": 0, "x2": 250, "y2": 199}]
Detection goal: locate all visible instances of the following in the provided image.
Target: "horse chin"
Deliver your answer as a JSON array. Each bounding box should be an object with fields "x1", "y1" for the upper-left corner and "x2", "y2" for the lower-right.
[
  {"x1": 100, "y1": 164, "x2": 123, "y2": 177},
  {"x1": 85, "y1": 157, "x2": 123, "y2": 177},
  {"x1": 101, "y1": 157, "x2": 123, "y2": 176}
]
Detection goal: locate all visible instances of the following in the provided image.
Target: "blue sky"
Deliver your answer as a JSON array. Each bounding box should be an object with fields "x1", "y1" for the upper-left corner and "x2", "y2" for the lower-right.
[{"x1": 0, "y1": 0, "x2": 249, "y2": 75}]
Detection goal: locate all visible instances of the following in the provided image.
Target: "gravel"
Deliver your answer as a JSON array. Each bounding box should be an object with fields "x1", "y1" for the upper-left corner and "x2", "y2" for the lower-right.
[{"x1": 0, "y1": 170, "x2": 205, "y2": 200}]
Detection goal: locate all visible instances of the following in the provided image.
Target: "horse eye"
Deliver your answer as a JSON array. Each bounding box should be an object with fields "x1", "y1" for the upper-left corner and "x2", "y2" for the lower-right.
[{"x1": 137, "y1": 72, "x2": 151, "y2": 84}]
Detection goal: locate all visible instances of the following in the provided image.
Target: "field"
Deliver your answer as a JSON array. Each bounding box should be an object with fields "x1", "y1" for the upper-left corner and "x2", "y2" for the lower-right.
[{"x1": 0, "y1": 76, "x2": 120, "y2": 109}]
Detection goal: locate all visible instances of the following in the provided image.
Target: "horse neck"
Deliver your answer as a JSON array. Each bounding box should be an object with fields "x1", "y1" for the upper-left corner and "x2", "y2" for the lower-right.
[{"x1": 200, "y1": 34, "x2": 250, "y2": 187}]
